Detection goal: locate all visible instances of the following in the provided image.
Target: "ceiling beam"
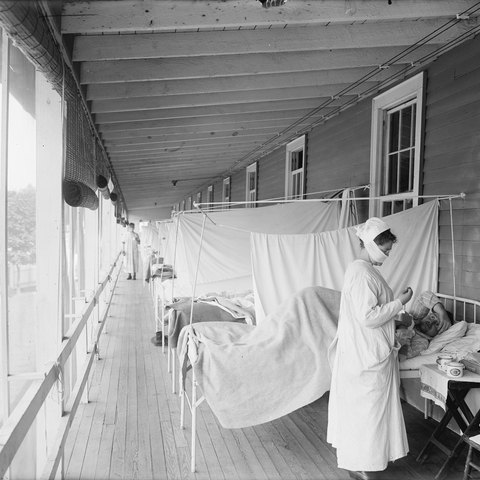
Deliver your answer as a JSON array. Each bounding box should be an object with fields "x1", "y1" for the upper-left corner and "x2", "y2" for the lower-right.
[
  {"x1": 94, "y1": 100, "x2": 337, "y2": 124},
  {"x1": 97, "y1": 110, "x2": 325, "y2": 133},
  {"x1": 80, "y1": 46, "x2": 439, "y2": 84},
  {"x1": 62, "y1": 0, "x2": 479, "y2": 34},
  {"x1": 72, "y1": 19, "x2": 471, "y2": 61},
  {"x1": 85, "y1": 66, "x2": 406, "y2": 100},
  {"x1": 100, "y1": 120, "x2": 314, "y2": 141},
  {"x1": 90, "y1": 85, "x2": 369, "y2": 114},
  {"x1": 104, "y1": 129, "x2": 287, "y2": 148}
]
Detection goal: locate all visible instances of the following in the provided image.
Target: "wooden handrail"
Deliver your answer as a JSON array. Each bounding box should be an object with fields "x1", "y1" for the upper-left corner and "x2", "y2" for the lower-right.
[{"x1": 0, "y1": 252, "x2": 123, "y2": 479}]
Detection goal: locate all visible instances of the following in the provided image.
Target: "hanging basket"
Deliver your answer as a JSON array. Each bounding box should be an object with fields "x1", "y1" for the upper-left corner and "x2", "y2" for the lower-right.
[
  {"x1": 63, "y1": 180, "x2": 99, "y2": 210},
  {"x1": 110, "y1": 191, "x2": 118, "y2": 204},
  {"x1": 96, "y1": 174, "x2": 110, "y2": 200}
]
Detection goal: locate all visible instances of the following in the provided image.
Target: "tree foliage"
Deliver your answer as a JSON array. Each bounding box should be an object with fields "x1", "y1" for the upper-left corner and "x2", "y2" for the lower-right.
[{"x1": 7, "y1": 185, "x2": 36, "y2": 265}]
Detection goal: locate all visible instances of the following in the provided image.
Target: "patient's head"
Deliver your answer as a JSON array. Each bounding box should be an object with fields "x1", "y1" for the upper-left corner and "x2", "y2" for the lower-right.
[
  {"x1": 417, "y1": 310, "x2": 454, "y2": 337},
  {"x1": 418, "y1": 313, "x2": 441, "y2": 337}
]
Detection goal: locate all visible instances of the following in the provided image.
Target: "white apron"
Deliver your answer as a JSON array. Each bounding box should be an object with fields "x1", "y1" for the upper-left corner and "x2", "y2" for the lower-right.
[{"x1": 327, "y1": 260, "x2": 408, "y2": 471}]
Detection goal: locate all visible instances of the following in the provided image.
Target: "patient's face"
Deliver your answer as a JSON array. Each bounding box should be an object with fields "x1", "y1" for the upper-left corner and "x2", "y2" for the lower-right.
[{"x1": 419, "y1": 313, "x2": 440, "y2": 337}]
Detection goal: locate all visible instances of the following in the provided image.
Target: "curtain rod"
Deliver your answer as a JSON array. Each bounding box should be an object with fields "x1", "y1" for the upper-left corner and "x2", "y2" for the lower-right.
[{"x1": 191, "y1": 192, "x2": 465, "y2": 210}]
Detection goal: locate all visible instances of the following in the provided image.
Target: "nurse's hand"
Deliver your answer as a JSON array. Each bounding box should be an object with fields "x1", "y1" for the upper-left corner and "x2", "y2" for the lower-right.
[{"x1": 399, "y1": 287, "x2": 413, "y2": 306}]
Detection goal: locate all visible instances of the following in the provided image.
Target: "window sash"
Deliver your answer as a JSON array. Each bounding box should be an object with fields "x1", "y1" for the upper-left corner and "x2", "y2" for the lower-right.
[
  {"x1": 370, "y1": 72, "x2": 424, "y2": 217},
  {"x1": 285, "y1": 136, "x2": 305, "y2": 200}
]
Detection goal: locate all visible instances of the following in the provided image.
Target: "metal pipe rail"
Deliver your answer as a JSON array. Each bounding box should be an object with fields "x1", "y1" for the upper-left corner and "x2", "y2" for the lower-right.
[{"x1": 0, "y1": 252, "x2": 124, "y2": 480}]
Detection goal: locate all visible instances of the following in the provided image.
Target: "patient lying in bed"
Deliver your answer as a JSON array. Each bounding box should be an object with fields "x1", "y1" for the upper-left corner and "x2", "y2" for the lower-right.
[
  {"x1": 396, "y1": 316, "x2": 447, "y2": 361},
  {"x1": 396, "y1": 296, "x2": 454, "y2": 361}
]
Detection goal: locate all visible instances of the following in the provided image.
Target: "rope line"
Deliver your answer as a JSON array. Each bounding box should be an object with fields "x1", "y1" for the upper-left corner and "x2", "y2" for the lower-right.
[
  {"x1": 193, "y1": 192, "x2": 465, "y2": 210},
  {"x1": 183, "y1": 7, "x2": 480, "y2": 190}
]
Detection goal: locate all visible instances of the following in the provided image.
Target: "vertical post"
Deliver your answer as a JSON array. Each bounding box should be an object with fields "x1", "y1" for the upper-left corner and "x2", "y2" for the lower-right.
[
  {"x1": 180, "y1": 374, "x2": 185, "y2": 429},
  {"x1": 35, "y1": 71, "x2": 64, "y2": 475},
  {"x1": 191, "y1": 369, "x2": 197, "y2": 473},
  {"x1": 0, "y1": 31, "x2": 11, "y2": 424}
]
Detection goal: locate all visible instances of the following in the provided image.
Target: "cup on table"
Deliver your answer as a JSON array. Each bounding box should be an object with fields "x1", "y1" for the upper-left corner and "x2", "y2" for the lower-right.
[
  {"x1": 445, "y1": 361, "x2": 465, "y2": 378},
  {"x1": 436, "y1": 354, "x2": 454, "y2": 371}
]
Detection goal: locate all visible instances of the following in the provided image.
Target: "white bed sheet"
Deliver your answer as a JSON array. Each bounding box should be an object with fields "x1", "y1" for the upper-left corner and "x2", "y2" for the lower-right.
[{"x1": 400, "y1": 322, "x2": 480, "y2": 371}]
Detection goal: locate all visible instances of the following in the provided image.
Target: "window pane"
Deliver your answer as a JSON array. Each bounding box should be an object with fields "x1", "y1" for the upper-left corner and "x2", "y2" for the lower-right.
[
  {"x1": 387, "y1": 153, "x2": 398, "y2": 195},
  {"x1": 6, "y1": 42, "x2": 37, "y2": 418},
  {"x1": 392, "y1": 199, "x2": 405, "y2": 214},
  {"x1": 400, "y1": 105, "x2": 413, "y2": 150},
  {"x1": 382, "y1": 201, "x2": 392, "y2": 217},
  {"x1": 249, "y1": 171, "x2": 256, "y2": 191},
  {"x1": 388, "y1": 110, "x2": 399, "y2": 152},
  {"x1": 291, "y1": 150, "x2": 303, "y2": 171},
  {"x1": 398, "y1": 150, "x2": 411, "y2": 193}
]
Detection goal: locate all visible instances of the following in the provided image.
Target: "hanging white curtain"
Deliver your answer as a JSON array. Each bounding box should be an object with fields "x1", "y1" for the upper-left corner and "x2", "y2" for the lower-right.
[
  {"x1": 171, "y1": 200, "x2": 344, "y2": 295},
  {"x1": 251, "y1": 201, "x2": 439, "y2": 323}
]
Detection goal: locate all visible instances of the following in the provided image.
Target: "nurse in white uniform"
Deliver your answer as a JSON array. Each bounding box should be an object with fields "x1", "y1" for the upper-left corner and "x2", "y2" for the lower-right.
[{"x1": 327, "y1": 218, "x2": 413, "y2": 480}]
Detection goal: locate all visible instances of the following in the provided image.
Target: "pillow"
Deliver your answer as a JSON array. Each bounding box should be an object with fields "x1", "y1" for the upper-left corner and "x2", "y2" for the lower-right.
[{"x1": 420, "y1": 321, "x2": 468, "y2": 355}]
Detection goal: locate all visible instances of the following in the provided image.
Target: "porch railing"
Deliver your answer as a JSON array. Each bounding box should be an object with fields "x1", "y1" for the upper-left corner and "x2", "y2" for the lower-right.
[{"x1": 0, "y1": 252, "x2": 124, "y2": 479}]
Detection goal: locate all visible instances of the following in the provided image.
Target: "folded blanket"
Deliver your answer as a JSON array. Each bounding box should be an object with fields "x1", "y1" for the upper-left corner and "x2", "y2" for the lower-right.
[
  {"x1": 167, "y1": 298, "x2": 251, "y2": 348},
  {"x1": 197, "y1": 296, "x2": 256, "y2": 325},
  {"x1": 178, "y1": 285, "x2": 340, "y2": 429}
]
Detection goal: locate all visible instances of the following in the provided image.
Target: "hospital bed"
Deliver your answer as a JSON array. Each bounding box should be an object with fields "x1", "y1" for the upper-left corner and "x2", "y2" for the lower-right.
[
  {"x1": 176, "y1": 285, "x2": 340, "y2": 472},
  {"x1": 399, "y1": 293, "x2": 480, "y2": 422},
  {"x1": 164, "y1": 290, "x2": 255, "y2": 393}
]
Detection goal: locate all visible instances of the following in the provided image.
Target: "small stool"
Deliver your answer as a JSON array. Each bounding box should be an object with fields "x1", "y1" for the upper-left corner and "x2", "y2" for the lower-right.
[{"x1": 463, "y1": 433, "x2": 480, "y2": 480}]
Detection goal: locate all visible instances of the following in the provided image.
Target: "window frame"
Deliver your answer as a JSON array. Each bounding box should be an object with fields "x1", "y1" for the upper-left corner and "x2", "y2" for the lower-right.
[
  {"x1": 207, "y1": 185, "x2": 213, "y2": 207},
  {"x1": 245, "y1": 162, "x2": 258, "y2": 208},
  {"x1": 222, "y1": 177, "x2": 230, "y2": 209},
  {"x1": 284, "y1": 135, "x2": 306, "y2": 200},
  {"x1": 370, "y1": 72, "x2": 425, "y2": 217}
]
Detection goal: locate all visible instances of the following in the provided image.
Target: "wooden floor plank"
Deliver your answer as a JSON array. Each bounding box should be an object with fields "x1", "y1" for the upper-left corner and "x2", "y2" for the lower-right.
[
  {"x1": 134, "y1": 299, "x2": 154, "y2": 479},
  {"x1": 94, "y1": 289, "x2": 126, "y2": 480},
  {"x1": 124, "y1": 295, "x2": 140, "y2": 480},
  {"x1": 78, "y1": 301, "x2": 118, "y2": 480},
  {"x1": 63, "y1": 275, "x2": 474, "y2": 480},
  {"x1": 109, "y1": 284, "x2": 130, "y2": 480}
]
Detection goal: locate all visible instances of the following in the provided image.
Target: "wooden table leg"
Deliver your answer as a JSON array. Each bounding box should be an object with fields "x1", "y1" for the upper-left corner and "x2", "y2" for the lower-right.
[
  {"x1": 417, "y1": 406, "x2": 455, "y2": 464},
  {"x1": 434, "y1": 390, "x2": 480, "y2": 480}
]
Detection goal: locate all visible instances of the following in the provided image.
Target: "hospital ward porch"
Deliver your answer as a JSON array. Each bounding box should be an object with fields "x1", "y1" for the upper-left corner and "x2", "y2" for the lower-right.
[{"x1": 63, "y1": 277, "x2": 473, "y2": 480}]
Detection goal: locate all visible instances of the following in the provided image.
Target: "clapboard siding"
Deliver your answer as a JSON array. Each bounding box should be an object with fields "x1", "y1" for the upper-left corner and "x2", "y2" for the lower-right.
[
  {"x1": 257, "y1": 148, "x2": 285, "y2": 202},
  {"x1": 306, "y1": 101, "x2": 371, "y2": 195},
  {"x1": 176, "y1": 34, "x2": 480, "y2": 302},
  {"x1": 424, "y1": 33, "x2": 480, "y2": 301},
  {"x1": 230, "y1": 169, "x2": 245, "y2": 205}
]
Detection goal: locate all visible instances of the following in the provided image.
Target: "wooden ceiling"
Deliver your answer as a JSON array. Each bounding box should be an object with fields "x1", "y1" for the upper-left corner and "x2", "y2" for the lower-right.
[{"x1": 60, "y1": 0, "x2": 480, "y2": 212}]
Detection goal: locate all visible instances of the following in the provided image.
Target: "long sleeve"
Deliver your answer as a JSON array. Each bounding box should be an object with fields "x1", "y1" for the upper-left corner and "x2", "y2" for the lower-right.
[{"x1": 346, "y1": 262, "x2": 403, "y2": 329}]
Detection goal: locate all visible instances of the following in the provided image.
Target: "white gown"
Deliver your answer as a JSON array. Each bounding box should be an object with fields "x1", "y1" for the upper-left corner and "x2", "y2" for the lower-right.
[
  {"x1": 327, "y1": 259, "x2": 408, "y2": 472},
  {"x1": 123, "y1": 230, "x2": 140, "y2": 274}
]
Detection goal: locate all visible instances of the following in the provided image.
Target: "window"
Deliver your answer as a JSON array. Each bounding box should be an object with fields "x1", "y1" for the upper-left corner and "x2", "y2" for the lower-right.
[
  {"x1": 0, "y1": 29, "x2": 123, "y2": 478},
  {"x1": 246, "y1": 163, "x2": 257, "y2": 208},
  {"x1": 370, "y1": 72, "x2": 425, "y2": 217},
  {"x1": 207, "y1": 185, "x2": 213, "y2": 208},
  {"x1": 181, "y1": 200, "x2": 185, "y2": 211},
  {"x1": 285, "y1": 135, "x2": 306, "y2": 200},
  {"x1": 186, "y1": 196, "x2": 192, "y2": 211},
  {"x1": 222, "y1": 177, "x2": 230, "y2": 209},
  {"x1": 196, "y1": 192, "x2": 202, "y2": 205}
]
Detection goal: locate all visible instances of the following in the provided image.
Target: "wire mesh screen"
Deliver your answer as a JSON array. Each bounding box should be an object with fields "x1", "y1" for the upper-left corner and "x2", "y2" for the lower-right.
[
  {"x1": 65, "y1": 96, "x2": 96, "y2": 190},
  {"x1": 63, "y1": 95, "x2": 114, "y2": 209}
]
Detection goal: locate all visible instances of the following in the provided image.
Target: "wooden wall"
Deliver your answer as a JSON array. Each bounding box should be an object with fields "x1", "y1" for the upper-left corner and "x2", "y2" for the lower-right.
[
  {"x1": 423, "y1": 33, "x2": 480, "y2": 301},
  {"x1": 180, "y1": 34, "x2": 480, "y2": 302}
]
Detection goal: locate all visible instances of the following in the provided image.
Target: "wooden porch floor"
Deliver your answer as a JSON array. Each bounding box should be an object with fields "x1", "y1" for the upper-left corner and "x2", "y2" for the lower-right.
[{"x1": 64, "y1": 277, "x2": 475, "y2": 480}]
